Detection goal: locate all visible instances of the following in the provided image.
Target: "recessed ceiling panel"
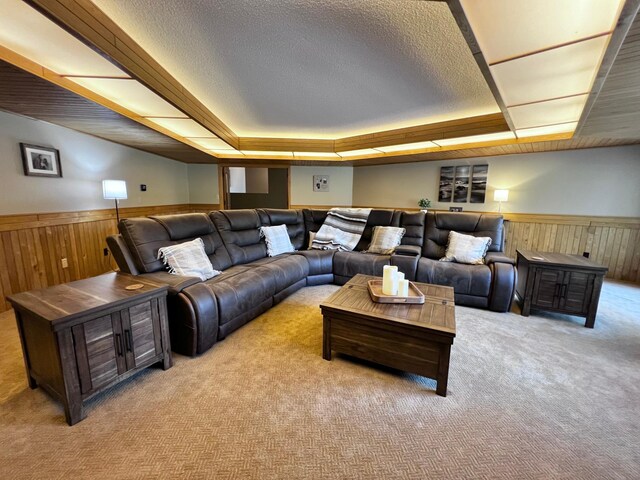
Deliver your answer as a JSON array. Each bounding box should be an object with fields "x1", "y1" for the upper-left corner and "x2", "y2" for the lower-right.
[
  {"x1": 516, "y1": 122, "x2": 577, "y2": 138},
  {"x1": 461, "y1": 0, "x2": 624, "y2": 63},
  {"x1": 148, "y1": 118, "x2": 215, "y2": 137},
  {"x1": 491, "y1": 36, "x2": 610, "y2": 107},
  {"x1": 0, "y1": 0, "x2": 126, "y2": 76},
  {"x1": 186, "y1": 138, "x2": 232, "y2": 150},
  {"x1": 69, "y1": 78, "x2": 186, "y2": 117},
  {"x1": 376, "y1": 141, "x2": 439, "y2": 153},
  {"x1": 435, "y1": 132, "x2": 515, "y2": 147},
  {"x1": 508, "y1": 95, "x2": 588, "y2": 130},
  {"x1": 93, "y1": 0, "x2": 499, "y2": 137}
]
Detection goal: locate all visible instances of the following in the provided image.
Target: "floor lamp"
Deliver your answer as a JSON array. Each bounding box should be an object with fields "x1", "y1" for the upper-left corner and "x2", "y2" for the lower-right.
[
  {"x1": 102, "y1": 179, "x2": 128, "y2": 223},
  {"x1": 494, "y1": 189, "x2": 509, "y2": 213}
]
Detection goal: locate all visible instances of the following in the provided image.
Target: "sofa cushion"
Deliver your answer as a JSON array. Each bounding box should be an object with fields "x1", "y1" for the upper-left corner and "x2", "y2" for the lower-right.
[
  {"x1": 355, "y1": 210, "x2": 401, "y2": 251},
  {"x1": 202, "y1": 267, "x2": 277, "y2": 326},
  {"x1": 400, "y1": 211, "x2": 426, "y2": 247},
  {"x1": 120, "y1": 213, "x2": 232, "y2": 273},
  {"x1": 333, "y1": 251, "x2": 390, "y2": 278},
  {"x1": 294, "y1": 250, "x2": 334, "y2": 276},
  {"x1": 253, "y1": 255, "x2": 310, "y2": 292},
  {"x1": 258, "y1": 209, "x2": 305, "y2": 250},
  {"x1": 423, "y1": 212, "x2": 504, "y2": 259},
  {"x1": 210, "y1": 210, "x2": 267, "y2": 265},
  {"x1": 416, "y1": 257, "x2": 491, "y2": 297}
]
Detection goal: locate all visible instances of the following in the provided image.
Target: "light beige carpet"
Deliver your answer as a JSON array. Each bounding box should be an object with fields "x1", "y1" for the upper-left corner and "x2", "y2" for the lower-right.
[{"x1": 1, "y1": 281, "x2": 639, "y2": 479}]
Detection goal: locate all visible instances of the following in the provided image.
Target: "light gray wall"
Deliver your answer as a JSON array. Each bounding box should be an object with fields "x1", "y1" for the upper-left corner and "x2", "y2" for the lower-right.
[
  {"x1": 352, "y1": 145, "x2": 640, "y2": 217},
  {"x1": 0, "y1": 110, "x2": 190, "y2": 215},
  {"x1": 188, "y1": 164, "x2": 219, "y2": 204},
  {"x1": 290, "y1": 166, "x2": 353, "y2": 206}
]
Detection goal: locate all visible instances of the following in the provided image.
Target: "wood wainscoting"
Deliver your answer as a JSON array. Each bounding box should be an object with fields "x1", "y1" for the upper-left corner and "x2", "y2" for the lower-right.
[
  {"x1": 501, "y1": 213, "x2": 640, "y2": 283},
  {"x1": 1, "y1": 205, "x2": 637, "y2": 312},
  {"x1": 0, "y1": 204, "x2": 218, "y2": 312}
]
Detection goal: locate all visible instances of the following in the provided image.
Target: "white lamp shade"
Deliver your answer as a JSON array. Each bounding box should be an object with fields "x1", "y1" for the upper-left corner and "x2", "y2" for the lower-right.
[
  {"x1": 494, "y1": 189, "x2": 509, "y2": 202},
  {"x1": 102, "y1": 179, "x2": 128, "y2": 200}
]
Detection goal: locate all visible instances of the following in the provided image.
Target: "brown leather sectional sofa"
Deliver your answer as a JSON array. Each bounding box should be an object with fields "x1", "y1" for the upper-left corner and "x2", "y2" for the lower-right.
[{"x1": 107, "y1": 209, "x2": 516, "y2": 356}]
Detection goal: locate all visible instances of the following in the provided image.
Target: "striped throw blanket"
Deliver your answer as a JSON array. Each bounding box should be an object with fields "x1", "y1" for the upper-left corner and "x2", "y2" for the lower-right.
[{"x1": 311, "y1": 208, "x2": 372, "y2": 251}]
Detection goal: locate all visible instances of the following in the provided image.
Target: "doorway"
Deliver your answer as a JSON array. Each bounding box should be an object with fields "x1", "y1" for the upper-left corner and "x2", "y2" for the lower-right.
[{"x1": 221, "y1": 166, "x2": 289, "y2": 209}]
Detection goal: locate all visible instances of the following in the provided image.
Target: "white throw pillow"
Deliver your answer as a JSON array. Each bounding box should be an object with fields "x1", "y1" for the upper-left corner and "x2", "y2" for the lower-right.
[
  {"x1": 440, "y1": 231, "x2": 492, "y2": 265},
  {"x1": 367, "y1": 226, "x2": 406, "y2": 254},
  {"x1": 260, "y1": 224, "x2": 295, "y2": 257},
  {"x1": 157, "y1": 238, "x2": 219, "y2": 280},
  {"x1": 308, "y1": 231, "x2": 316, "y2": 249}
]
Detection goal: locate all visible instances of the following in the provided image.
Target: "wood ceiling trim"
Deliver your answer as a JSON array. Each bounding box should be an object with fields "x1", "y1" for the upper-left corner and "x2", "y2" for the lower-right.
[
  {"x1": 446, "y1": 0, "x2": 517, "y2": 132},
  {"x1": 576, "y1": 0, "x2": 640, "y2": 136},
  {"x1": 0, "y1": 44, "x2": 223, "y2": 159},
  {"x1": 334, "y1": 113, "x2": 509, "y2": 151},
  {"x1": 0, "y1": 59, "x2": 215, "y2": 164},
  {"x1": 24, "y1": 0, "x2": 239, "y2": 149}
]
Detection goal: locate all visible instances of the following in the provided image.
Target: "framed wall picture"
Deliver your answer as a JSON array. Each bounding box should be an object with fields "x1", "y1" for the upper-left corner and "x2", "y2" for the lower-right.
[
  {"x1": 438, "y1": 166, "x2": 454, "y2": 202},
  {"x1": 313, "y1": 175, "x2": 329, "y2": 192},
  {"x1": 20, "y1": 143, "x2": 62, "y2": 178},
  {"x1": 470, "y1": 164, "x2": 488, "y2": 203},
  {"x1": 453, "y1": 165, "x2": 470, "y2": 203}
]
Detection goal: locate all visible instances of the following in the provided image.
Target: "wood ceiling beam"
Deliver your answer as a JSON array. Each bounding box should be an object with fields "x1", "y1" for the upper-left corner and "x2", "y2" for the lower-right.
[
  {"x1": 446, "y1": 0, "x2": 517, "y2": 133},
  {"x1": 24, "y1": 0, "x2": 239, "y2": 149}
]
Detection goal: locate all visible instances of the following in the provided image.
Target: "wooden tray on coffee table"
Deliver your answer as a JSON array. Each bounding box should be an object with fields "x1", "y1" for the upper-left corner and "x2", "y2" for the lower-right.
[{"x1": 367, "y1": 279, "x2": 425, "y2": 304}]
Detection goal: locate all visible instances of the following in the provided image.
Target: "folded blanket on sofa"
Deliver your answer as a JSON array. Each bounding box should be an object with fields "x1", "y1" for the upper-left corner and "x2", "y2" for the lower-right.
[{"x1": 311, "y1": 208, "x2": 372, "y2": 251}]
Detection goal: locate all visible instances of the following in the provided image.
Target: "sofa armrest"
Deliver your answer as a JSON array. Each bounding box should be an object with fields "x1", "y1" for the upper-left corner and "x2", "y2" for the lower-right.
[
  {"x1": 485, "y1": 252, "x2": 516, "y2": 266},
  {"x1": 489, "y1": 262, "x2": 517, "y2": 312},
  {"x1": 107, "y1": 234, "x2": 139, "y2": 275},
  {"x1": 137, "y1": 271, "x2": 202, "y2": 295},
  {"x1": 394, "y1": 244, "x2": 422, "y2": 257}
]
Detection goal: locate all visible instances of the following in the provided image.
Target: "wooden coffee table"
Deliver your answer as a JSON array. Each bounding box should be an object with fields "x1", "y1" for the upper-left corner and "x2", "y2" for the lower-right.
[{"x1": 320, "y1": 274, "x2": 456, "y2": 396}]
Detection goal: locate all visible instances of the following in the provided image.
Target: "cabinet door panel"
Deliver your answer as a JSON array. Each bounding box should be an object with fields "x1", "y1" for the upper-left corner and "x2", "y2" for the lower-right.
[
  {"x1": 125, "y1": 301, "x2": 160, "y2": 369},
  {"x1": 562, "y1": 271, "x2": 593, "y2": 314},
  {"x1": 77, "y1": 315, "x2": 120, "y2": 393},
  {"x1": 532, "y1": 269, "x2": 563, "y2": 309}
]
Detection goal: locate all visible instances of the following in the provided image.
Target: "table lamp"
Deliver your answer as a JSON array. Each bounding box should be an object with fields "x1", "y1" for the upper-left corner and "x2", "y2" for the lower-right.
[{"x1": 103, "y1": 179, "x2": 127, "y2": 223}]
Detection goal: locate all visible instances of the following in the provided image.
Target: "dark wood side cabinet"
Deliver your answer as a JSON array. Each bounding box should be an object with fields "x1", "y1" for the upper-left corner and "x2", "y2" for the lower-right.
[
  {"x1": 515, "y1": 250, "x2": 608, "y2": 328},
  {"x1": 7, "y1": 273, "x2": 171, "y2": 425}
]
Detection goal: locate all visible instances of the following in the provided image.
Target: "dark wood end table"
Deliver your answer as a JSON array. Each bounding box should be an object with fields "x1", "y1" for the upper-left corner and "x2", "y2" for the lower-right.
[
  {"x1": 515, "y1": 250, "x2": 608, "y2": 328},
  {"x1": 320, "y1": 274, "x2": 456, "y2": 396},
  {"x1": 7, "y1": 272, "x2": 171, "y2": 425}
]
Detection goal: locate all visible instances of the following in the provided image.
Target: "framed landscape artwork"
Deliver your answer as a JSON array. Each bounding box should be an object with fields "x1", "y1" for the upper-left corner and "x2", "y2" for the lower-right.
[
  {"x1": 20, "y1": 143, "x2": 62, "y2": 178},
  {"x1": 438, "y1": 166, "x2": 454, "y2": 202},
  {"x1": 453, "y1": 165, "x2": 470, "y2": 202},
  {"x1": 470, "y1": 164, "x2": 488, "y2": 203}
]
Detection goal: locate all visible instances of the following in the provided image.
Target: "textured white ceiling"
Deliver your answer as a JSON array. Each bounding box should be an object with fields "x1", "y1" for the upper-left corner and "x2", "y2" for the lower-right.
[{"x1": 94, "y1": 0, "x2": 499, "y2": 138}]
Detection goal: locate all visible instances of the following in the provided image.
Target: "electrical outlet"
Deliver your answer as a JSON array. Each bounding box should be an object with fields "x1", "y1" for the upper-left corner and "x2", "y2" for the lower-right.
[
  {"x1": 61, "y1": 258, "x2": 69, "y2": 268},
  {"x1": 104, "y1": 248, "x2": 109, "y2": 257},
  {"x1": 583, "y1": 252, "x2": 590, "y2": 258}
]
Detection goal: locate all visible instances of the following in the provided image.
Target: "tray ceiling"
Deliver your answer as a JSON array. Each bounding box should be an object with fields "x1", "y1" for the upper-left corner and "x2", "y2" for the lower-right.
[{"x1": 92, "y1": 0, "x2": 500, "y2": 138}]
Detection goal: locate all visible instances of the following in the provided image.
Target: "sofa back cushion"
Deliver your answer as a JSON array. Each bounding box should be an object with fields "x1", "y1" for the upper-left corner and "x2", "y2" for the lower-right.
[
  {"x1": 422, "y1": 212, "x2": 504, "y2": 259},
  {"x1": 257, "y1": 209, "x2": 305, "y2": 250},
  {"x1": 210, "y1": 210, "x2": 267, "y2": 265},
  {"x1": 119, "y1": 213, "x2": 232, "y2": 273},
  {"x1": 302, "y1": 209, "x2": 401, "y2": 251},
  {"x1": 400, "y1": 211, "x2": 426, "y2": 247}
]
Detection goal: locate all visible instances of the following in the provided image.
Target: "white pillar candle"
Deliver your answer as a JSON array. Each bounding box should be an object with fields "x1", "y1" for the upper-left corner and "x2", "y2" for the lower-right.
[
  {"x1": 382, "y1": 265, "x2": 398, "y2": 295},
  {"x1": 398, "y1": 279, "x2": 410, "y2": 297},
  {"x1": 396, "y1": 272, "x2": 404, "y2": 296}
]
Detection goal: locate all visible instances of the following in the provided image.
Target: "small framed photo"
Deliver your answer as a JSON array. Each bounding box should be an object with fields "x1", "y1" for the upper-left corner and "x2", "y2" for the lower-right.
[
  {"x1": 313, "y1": 175, "x2": 329, "y2": 192},
  {"x1": 20, "y1": 143, "x2": 62, "y2": 178},
  {"x1": 449, "y1": 206, "x2": 463, "y2": 212}
]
